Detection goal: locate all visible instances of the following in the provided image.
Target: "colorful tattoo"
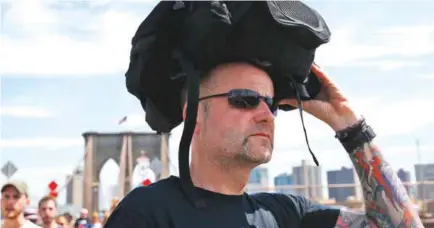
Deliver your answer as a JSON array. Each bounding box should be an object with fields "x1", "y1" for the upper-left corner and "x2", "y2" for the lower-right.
[{"x1": 335, "y1": 142, "x2": 424, "y2": 228}]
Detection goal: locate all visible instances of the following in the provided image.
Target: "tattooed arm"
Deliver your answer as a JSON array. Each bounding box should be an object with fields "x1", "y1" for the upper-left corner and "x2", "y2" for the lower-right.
[
  {"x1": 335, "y1": 142, "x2": 423, "y2": 228},
  {"x1": 279, "y1": 65, "x2": 424, "y2": 227}
]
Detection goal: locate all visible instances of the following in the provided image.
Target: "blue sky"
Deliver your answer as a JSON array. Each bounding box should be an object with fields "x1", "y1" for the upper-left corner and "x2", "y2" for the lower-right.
[{"x1": 1, "y1": 0, "x2": 434, "y2": 208}]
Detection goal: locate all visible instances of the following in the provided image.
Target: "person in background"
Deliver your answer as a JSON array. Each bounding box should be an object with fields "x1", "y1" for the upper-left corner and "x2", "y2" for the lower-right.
[
  {"x1": 89, "y1": 212, "x2": 101, "y2": 228},
  {"x1": 108, "y1": 198, "x2": 119, "y2": 216},
  {"x1": 60, "y1": 213, "x2": 73, "y2": 228},
  {"x1": 37, "y1": 196, "x2": 59, "y2": 228},
  {"x1": 73, "y1": 208, "x2": 89, "y2": 228},
  {"x1": 1, "y1": 180, "x2": 40, "y2": 228},
  {"x1": 101, "y1": 211, "x2": 109, "y2": 226},
  {"x1": 55, "y1": 215, "x2": 68, "y2": 228}
]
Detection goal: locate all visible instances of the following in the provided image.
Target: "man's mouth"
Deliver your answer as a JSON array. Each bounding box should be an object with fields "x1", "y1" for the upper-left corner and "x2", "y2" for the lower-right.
[{"x1": 251, "y1": 133, "x2": 271, "y2": 139}]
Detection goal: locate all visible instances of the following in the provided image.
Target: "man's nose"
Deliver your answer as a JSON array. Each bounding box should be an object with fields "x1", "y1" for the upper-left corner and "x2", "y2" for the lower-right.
[{"x1": 253, "y1": 100, "x2": 275, "y2": 123}]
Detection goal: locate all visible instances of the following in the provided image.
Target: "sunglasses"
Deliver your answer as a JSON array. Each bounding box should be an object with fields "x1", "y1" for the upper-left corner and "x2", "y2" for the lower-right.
[{"x1": 198, "y1": 89, "x2": 277, "y2": 115}]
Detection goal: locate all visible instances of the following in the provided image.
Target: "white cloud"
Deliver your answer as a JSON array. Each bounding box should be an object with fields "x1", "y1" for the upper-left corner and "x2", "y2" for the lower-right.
[
  {"x1": 6, "y1": 0, "x2": 57, "y2": 29},
  {"x1": 1, "y1": 1, "x2": 147, "y2": 76},
  {"x1": 316, "y1": 25, "x2": 434, "y2": 68},
  {"x1": 362, "y1": 99, "x2": 434, "y2": 137},
  {"x1": 420, "y1": 74, "x2": 434, "y2": 80},
  {"x1": 0, "y1": 105, "x2": 56, "y2": 118},
  {"x1": 349, "y1": 60, "x2": 423, "y2": 71},
  {"x1": 0, "y1": 137, "x2": 82, "y2": 150}
]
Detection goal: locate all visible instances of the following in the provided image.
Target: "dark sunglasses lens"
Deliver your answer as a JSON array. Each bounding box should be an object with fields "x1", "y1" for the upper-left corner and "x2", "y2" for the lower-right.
[
  {"x1": 229, "y1": 94, "x2": 260, "y2": 109},
  {"x1": 228, "y1": 90, "x2": 277, "y2": 115}
]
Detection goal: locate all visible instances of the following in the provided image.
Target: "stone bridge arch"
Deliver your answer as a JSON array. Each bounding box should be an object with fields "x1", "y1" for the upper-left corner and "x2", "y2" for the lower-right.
[{"x1": 82, "y1": 132, "x2": 169, "y2": 212}]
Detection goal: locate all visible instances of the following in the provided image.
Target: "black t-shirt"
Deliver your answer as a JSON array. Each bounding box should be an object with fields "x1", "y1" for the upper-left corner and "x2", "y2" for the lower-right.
[{"x1": 105, "y1": 176, "x2": 341, "y2": 228}]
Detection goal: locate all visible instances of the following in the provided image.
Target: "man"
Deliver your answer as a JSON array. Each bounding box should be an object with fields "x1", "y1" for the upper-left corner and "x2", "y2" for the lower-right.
[
  {"x1": 105, "y1": 63, "x2": 423, "y2": 227},
  {"x1": 38, "y1": 196, "x2": 59, "y2": 228},
  {"x1": 1, "y1": 180, "x2": 40, "y2": 228},
  {"x1": 74, "y1": 208, "x2": 90, "y2": 228}
]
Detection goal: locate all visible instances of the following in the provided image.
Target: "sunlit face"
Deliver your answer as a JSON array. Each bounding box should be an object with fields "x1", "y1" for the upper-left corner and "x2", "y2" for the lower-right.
[
  {"x1": 1, "y1": 186, "x2": 29, "y2": 219},
  {"x1": 55, "y1": 216, "x2": 67, "y2": 227},
  {"x1": 195, "y1": 63, "x2": 275, "y2": 168},
  {"x1": 39, "y1": 199, "x2": 57, "y2": 224}
]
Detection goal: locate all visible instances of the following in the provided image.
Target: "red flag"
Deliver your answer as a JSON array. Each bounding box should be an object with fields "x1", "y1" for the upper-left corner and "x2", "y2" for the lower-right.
[
  {"x1": 118, "y1": 116, "x2": 127, "y2": 125},
  {"x1": 49, "y1": 191, "x2": 58, "y2": 198},
  {"x1": 142, "y1": 179, "x2": 151, "y2": 186}
]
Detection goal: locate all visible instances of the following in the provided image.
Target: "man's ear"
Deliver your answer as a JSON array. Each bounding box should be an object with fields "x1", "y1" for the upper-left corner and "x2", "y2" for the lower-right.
[
  {"x1": 182, "y1": 103, "x2": 201, "y2": 134},
  {"x1": 25, "y1": 197, "x2": 30, "y2": 206}
]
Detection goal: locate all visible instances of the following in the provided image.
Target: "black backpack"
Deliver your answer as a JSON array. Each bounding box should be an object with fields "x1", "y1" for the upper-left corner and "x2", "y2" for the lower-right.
[{"x1": 125, "y1": 1, "x2": 331, "y2": 209}]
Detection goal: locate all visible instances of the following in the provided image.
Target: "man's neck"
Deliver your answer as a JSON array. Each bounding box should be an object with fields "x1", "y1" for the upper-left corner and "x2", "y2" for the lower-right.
[
  {"x1": 190, "y1": 156, "x2": 252, "y2": 195},
  {"x1": 3, "y1": 215, "x2": 26, "y2": 228},
  {"x1": 42, "y1": 221, "x2": 58, "y2": 228}
]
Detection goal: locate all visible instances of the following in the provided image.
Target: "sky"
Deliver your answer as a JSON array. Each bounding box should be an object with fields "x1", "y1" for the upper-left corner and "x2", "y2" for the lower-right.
[{"x1": 1, "y1": 0, "x2": 434, "y2": 208}]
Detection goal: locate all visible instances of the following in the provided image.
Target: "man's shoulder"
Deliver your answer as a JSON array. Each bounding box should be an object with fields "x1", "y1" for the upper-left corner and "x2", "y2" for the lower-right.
[
  {"x1": 104, "y1": 176, "x2": 184, "y2": 227},
  {"x1": 117, "y1": 176, "x2": 182, "y2": 209},
  {"x1": 0, "y1": 220, "x2": 40, "y2": 228},
  {"x1": 250, "y1": 193, "x2": 309, "y2": 216}
]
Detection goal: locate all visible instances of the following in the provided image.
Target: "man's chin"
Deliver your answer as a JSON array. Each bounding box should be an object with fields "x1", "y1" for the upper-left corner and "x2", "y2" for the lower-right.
[
  {"x1": 4, "y1": 212, "x2": 18, "y2": 219},
  {"x1": 43, "y1": 218, "x2": 52, "y2": 224},
  {"x1": 246, "y1": 150, "x2": 273, "y2": 165}
]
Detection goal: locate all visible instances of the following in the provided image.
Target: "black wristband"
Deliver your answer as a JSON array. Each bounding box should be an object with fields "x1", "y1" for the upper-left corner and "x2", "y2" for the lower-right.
[{"x1": 335, "y1": 117, "x2": 376, "y2": 153}]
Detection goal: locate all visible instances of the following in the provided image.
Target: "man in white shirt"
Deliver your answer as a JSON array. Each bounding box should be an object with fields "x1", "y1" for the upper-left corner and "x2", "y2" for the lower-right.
[
  {"x1": 1, "y1": 180, "x2": 40, "y2": 228},
  {"x1": 38, "y1": 196, "x2": 60, "y2": 228}
]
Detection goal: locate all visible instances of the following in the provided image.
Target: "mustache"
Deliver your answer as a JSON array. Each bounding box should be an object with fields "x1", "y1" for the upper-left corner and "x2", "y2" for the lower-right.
[{"x1": 248, "y1": 124, "x2": 274, "y2": 138}]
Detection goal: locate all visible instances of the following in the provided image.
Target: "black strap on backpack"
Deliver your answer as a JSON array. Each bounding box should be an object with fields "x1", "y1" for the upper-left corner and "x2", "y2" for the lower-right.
[{"x1": 175, "y1": 50, "x2": 207, "y2": 208}]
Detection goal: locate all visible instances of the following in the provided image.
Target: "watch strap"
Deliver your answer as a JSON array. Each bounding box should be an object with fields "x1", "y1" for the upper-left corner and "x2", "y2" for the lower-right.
[{"x1": 335, "y1": 117, "x2": 376, "y2": 153}]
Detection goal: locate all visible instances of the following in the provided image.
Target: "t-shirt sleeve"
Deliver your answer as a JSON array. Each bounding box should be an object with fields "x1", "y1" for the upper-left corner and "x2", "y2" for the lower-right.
[
  {"x1": 288, "y1": 195, "x2": 341, "y2": 228},
  {"x1": 104, "y1": 188, "x2": 156, "y2": 228},
  {"x1": 252, "y1": 193, "x2": 341, "y2": 227}
]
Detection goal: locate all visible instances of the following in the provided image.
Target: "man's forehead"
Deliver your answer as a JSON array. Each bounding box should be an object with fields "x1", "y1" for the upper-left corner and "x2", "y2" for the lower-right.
[
  {"x1": 210, "y1": 63, "x2": 274, "y2": 94},
  {"x1": 1, "y1": 185, "x2": 21, "y2": 194},
  {"x1": 40, "y1": 201, "x2": 56, "y2": 208}
]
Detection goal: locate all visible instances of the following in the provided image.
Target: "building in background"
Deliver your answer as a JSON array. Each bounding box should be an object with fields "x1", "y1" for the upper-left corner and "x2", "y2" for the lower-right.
[
  {"x1": 274, "y1": 173, "x2": 293, "y2": 195},
  {"x1": 246, "y1": 167, "x2": 269, "y2": 194},
  {"x1": 66, "y1": 168, "x2": 84, "y2": 208},
  {"x1": 397, "y1": 168, "x2": 412, "y2": 196},
  {"x1": 327, "y1": 167, "x2": 356, "y2": 202},
  {"x1": 415, "y1": 163, "x2": 434, "y2": 200},
  {"x1": 292, "y1": 160, "x2": 323, "y2": 199}
]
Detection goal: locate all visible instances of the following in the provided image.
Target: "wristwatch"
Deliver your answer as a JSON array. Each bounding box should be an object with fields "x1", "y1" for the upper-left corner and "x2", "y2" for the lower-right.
[{"x1": 335, "y1": 117, "x2": 376, "y2": 153}]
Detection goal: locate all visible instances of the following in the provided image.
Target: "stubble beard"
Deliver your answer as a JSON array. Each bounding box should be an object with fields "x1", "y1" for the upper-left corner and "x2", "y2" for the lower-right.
[
  {"x1": 234, "y1": 136, "x2": 273, "y2": 166},
  {"x1": 212, "y1": 129, "x2": 273, "y2": 170}
]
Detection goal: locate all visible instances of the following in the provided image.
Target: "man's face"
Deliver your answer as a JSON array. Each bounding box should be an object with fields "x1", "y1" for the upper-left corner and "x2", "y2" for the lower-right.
[
  {"x1": 39, "y1": 200, "x2": 57, "y2": 224},
  {"x1": 1, "y1": 186, "x2": 29, "y2": 219},
  {"x1": 80, "y1": 209, "x2": 88, "y2": 218},
  {"x1": 196, "y1": 63, "x2": 275, "y2": 168}
]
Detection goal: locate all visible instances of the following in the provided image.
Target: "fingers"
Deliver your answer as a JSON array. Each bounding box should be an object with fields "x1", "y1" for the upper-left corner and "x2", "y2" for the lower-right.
[{"x1": 311, "y1": 64, "x2": 335, "y2": 87}]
